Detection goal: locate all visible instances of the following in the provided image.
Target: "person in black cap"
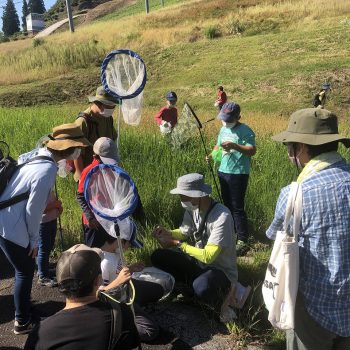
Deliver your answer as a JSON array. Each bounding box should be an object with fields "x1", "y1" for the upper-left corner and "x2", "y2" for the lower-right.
[
  {"x1": 24, "y1": 244, "x2": 139, "y2": 350},
  {"x1": 154, "y1": 91, "x2": 178, "y2": 132},
  {"x1": 206, "y1": 102, "x2": 256, "y2": 256}
]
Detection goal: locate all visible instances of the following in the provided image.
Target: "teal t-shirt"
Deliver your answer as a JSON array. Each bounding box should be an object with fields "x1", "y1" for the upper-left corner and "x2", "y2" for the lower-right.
[{"x1": 216, "y1": 123, "x2": 255, "y2": 174}]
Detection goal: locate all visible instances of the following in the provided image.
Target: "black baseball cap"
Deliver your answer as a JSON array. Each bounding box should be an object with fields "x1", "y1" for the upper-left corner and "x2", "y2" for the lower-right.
[{"x1": 56, "y1": 244, "x2": 103, "y2": 289}]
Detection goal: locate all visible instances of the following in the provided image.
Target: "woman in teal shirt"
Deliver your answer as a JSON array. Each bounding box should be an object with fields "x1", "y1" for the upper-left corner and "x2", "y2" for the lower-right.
[{"x1": 207, "y1": 102, "x2": 256, "y2": 256}]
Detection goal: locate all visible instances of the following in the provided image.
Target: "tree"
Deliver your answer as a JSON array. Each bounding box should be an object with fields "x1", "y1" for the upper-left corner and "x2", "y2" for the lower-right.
[
  {"x1": 28, "y1": 0, "x2": 46, "y2": 14},
  {"x1": 2, "y1": 0, "x2": 20, "y2": 37},
  {"x1": 22, "y1": 0, "x2": 29, "y2": 32}
]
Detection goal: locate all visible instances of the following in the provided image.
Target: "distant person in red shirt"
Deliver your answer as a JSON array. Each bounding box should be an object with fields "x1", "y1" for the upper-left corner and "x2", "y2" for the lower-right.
[
  {"x1": 154, "y1": 91, "x2": 178, "y2": 133},
  {"x1": 215, "y1": 86, "x2": 227, "y2": 110}
]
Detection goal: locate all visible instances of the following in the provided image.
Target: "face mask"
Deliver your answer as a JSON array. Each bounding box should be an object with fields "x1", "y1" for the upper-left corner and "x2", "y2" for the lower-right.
[
  {"x1": 181, "y1": 201, "x2": 199, "y2": 211},
  {"x1": 65, "y1": 148, "x2": 81, "y2": 161},
  {"x1": 100, "y1": 108, "x2": 114, "y2": 118},
  {"x1": 57, "y1": 159, "x2": 71, "y2": 178},
  {"x1": 167, "y1": 101, "x2": 176, "y2": 107},
  {"x1": 222, "y1": 121, "x2": 236, "y2": 128}
]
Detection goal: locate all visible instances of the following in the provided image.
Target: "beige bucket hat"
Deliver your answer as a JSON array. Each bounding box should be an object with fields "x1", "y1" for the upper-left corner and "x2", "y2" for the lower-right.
[{"x1": 46, "y1": 123, "x2": 91, "y2": 151}]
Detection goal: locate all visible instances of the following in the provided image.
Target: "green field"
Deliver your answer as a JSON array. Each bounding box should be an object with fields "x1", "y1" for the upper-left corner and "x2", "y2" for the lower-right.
[{"x1": 1, "y1": 0, "x2": 350, "y2": 346}]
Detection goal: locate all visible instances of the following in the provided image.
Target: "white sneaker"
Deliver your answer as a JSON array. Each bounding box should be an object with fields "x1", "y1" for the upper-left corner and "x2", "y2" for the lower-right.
[{"x1": 219, "y1": 305, "x2": 237, "y2": 323}]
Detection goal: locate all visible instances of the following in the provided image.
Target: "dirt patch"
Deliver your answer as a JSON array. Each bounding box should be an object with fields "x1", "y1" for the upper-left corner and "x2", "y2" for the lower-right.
[{"x1": 0, "y1": 72, "x2": 100, "y2": 107}]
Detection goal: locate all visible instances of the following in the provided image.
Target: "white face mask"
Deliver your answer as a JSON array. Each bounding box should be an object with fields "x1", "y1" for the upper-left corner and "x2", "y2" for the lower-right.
[
  {"x1": 57, "y1": 159, "x2": 72, "y2": 178},
  {"x1": 167, "y1": 101, "x2": 176, "y2": 108},
  {"x1": 222, "y1": 121, "x2": 237, "y2": 128},
  {"x1": 65, "y1": 148, "x2": 81, "y2": 161},
  {"x1": 100, "y1": 108, "x2": 114, "y2": 118},
  {"x1": 181, "y1": 201, "x2": 199, "y2": 211}
]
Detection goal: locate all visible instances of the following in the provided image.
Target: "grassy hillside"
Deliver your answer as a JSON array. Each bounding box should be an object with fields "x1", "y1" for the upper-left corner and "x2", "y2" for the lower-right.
[
  {"x1": 1, "y1": 0, "x2": 350, "y2": 346},
  {"x1": 0, "y1": 0, "x2": 349, "y2": 115}
]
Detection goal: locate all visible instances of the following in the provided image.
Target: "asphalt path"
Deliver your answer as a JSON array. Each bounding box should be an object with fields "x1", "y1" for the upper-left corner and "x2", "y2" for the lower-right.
[{"x1": 0, "y1": 251, "x2": 233, "y2": 350}]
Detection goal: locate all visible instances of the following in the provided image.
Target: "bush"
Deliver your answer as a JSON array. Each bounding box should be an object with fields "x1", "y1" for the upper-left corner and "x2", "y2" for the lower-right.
[
  {"x1": 226, "y1": 18, "x2": 246, "y2": 36},
  {"x1": 204, "y1": 25, "x2": 221, "y2": 39},
  {"x1": 33, "y1": 38, "x2": 45, "y2": 47}
]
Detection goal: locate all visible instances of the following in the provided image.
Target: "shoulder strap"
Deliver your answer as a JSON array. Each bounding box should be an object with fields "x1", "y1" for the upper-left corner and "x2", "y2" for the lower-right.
[
  {"x1": 195, "y1": 200, "x2": 219, "y2": 239},
  {"x1": 0, "y1": 156, "x2": 54, "y2": 211},
  {"x1": 0, "y1": 191, "x2": 30, "y2": 210},
  {"x1": 77, "y1": 112, "x2": 99, "y2": 138},
  {"x1": 283, "y1": 182, "x2": 302, "y2": 238},
  {"x1": 108, "y1": 304, "x2": 122, "y2": 350}
]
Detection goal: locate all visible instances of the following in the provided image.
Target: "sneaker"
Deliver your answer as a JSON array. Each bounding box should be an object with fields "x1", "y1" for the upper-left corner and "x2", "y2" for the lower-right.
[
  {"x1": 38, "y1": 277, "x2": 58, "y2": 287},
  {"x1": 13, "y1": 319, "x2": 38, "y2": 335},
  {"x1": 236, "y1": 240, "x2": 249, "y2": 257},
  {"x1": 219, "y1": 305, "x2": 237, "y2": 323}
]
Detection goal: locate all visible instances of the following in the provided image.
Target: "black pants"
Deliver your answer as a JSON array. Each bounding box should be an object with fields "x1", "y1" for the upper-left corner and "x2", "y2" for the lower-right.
[
  {"x1": 151, "y1": 248, "x2": 230, "y2": 311},
  {"x1": 218, "y1": 172, "x2": 249, "y2": 242}
]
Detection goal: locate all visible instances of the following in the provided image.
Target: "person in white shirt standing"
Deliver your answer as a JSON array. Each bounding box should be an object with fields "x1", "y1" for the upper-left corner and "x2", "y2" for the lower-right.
[{"x1": 0, "y1": 123, "x2": 90, "y2": 335}]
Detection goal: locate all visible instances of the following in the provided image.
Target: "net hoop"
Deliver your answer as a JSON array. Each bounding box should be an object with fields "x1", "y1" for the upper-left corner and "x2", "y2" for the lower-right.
[
  {"x1": 101, "y1": 49, "x2": 147, "y2": 100},
  {"x1": 83, "y1": 164, "x2": 138, "y2": 221}
]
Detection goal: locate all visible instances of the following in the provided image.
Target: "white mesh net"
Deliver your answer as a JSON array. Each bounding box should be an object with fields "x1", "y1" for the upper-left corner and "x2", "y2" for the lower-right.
[
  {"x1": 104, "y1": 52, "x2": 145, "y2": 98},
  {"x1": 104, "y1": 51, "x2": 146, "y2": 126},
  {"x1": 121, "y1": 91, "x2": 144, "y2": 126},
  {"x1": 170, "y1": 103, "x2": 198, "y2": 148},
  {"x1": 85, "y1": 166, "x2": 137, "y2": 237}
]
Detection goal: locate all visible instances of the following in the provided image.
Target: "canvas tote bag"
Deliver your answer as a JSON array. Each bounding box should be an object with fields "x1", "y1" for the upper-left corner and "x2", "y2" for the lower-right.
[{"x1": 262, "y1": 182, "x2": 302, "y2": 330}]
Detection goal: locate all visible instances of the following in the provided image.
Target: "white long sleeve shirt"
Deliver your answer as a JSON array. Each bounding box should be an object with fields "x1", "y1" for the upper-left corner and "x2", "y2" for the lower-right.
[{"x1": 0, "y1": 148, "x2": 57, "y2": 249}]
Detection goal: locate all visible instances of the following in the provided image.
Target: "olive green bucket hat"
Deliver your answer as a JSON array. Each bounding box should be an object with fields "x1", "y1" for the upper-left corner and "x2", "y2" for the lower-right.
[
  {"x1": 88, "y1": 86, "x2": 118, "y2": 107},
  {"x1": 272, "y1": 108, "x2": 350, "y2": 148}
]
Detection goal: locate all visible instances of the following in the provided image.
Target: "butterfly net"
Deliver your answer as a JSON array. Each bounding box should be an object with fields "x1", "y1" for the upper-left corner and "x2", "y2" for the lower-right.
[
  {"x1": 84, "y1": 164, "x2": 138, "y2": 238},
  {"x1": 170, "y1": 102, "x2": 199, "y2": 148},
  {"x1": 101, "y1": 49, "x2": 146, "y2": 126}
]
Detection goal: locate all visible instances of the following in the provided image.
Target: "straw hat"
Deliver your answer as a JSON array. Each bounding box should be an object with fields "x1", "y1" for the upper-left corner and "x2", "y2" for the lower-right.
[
  {"x1": 46, "y1": 123, "x2": 91, "y2": 151},
  {"x1": 272, "y1": 108, "x2": 350, "y2": 147}
]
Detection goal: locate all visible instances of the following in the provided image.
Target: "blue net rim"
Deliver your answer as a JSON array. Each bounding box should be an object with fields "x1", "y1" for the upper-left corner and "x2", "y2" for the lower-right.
[
  {"x1": 83, "y1": 163, "x2": 138, "y2": 221},
  {"x1": 101, "y1": 49, "x2": 147, "y2": 100}
]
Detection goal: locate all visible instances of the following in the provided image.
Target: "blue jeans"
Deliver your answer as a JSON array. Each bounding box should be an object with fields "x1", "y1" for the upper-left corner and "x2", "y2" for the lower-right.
[
  {"x1": 0, "y1": 236, "x2": 35, "y2": 324},
  {"x1": 38, "y1": 219, "x2": 57, "y2": 279},
  {"x1": 218, "y1": 172, "x2": 249, "y2": 242},
  {"x1": 151, "y1": 248, "x2": 231, "y2": 310}
]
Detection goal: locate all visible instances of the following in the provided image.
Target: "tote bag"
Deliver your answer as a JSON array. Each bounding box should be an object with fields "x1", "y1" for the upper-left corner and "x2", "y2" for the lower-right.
[{"x1": 262, "y1": 182, "x2": 302, "y2": 330}]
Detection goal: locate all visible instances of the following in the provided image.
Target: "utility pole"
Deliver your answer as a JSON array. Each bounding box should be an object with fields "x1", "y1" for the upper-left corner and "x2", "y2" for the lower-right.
[
  {"x1": 66, "y1": 0, "x2": 74, "y2": 32},
  {"x1": 145, "y1": 0, "x2": 149, "y2": 14}
]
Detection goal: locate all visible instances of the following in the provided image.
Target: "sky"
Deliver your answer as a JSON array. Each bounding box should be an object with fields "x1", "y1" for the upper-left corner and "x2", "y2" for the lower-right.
[{"x1": 0, "y1": 0, "x2": 57, "y2": 32}]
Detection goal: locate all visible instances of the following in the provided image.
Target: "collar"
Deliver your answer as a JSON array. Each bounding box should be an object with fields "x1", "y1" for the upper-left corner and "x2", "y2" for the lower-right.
[{"x1": 297, "y1": 151, "x2": 343, "y2": 183}]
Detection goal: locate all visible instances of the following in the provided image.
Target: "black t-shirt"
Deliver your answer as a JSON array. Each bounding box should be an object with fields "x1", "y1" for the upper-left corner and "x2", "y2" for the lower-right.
[{"x1": 25, "y1": 301, "x2": 112, "y2": 350}]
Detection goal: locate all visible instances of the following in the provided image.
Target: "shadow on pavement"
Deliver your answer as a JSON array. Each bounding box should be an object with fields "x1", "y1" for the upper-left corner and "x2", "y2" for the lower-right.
[{"x1": 0, "y1": 295, "x2": 15, "y2": 324}]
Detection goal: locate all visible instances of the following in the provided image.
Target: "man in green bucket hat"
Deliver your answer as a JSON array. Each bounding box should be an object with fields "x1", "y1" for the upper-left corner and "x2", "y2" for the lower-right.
[
  {"x1": 267, "y1": 108, "x2": 350, "y2": 349},
  {"x1": 73, "y1": 86, "x2": 119, "y2": 181}
]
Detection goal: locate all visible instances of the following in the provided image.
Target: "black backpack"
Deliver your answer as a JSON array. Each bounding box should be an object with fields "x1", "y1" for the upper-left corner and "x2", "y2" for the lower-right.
[
  {"x1": 0, "y1": 142, "x2": 54, "y2": 210},
  {"x1": 99, "y1": 291, "x2": 141, "y2": 350}
]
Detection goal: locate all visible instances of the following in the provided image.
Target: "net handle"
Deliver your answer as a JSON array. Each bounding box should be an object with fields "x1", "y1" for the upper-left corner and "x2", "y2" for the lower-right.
[{"x1": 101, "y1": 49, "x2": 147, "y2": 100}]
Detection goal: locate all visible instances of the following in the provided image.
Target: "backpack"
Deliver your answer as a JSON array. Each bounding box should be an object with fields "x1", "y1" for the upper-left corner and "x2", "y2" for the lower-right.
[
  {"x1": 99, "y1": 291, "x2": 142, "y2": 350},
  {"x1": 0, "y1": 143, "x2": 54, "y2": 210}
]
